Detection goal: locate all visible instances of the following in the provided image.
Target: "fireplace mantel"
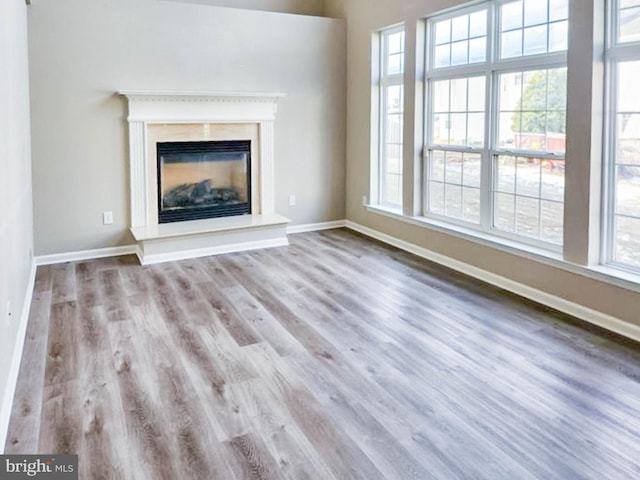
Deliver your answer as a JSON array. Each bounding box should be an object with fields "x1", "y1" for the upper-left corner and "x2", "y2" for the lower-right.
[
  {"x1": 119, "y1": 91, "x2": 286, "y2": 123},
  {"x1": 119, "y1": 90, "x2": 289, "y2": 264}
]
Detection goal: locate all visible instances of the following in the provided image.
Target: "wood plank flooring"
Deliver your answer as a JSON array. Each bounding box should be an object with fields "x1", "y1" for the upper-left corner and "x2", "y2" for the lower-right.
[{"x1": 5, "y1": 228, "x2": 640, "y2": 479}]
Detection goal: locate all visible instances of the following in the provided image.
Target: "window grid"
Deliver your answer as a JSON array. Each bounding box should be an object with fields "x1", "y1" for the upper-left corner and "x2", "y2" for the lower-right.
[
  {"x1": 434, "y1": 10, "x2": 488, "y2": 68},
  {"x1": 604, "y1": 0, "x2": 640, "y2": 272},
  {"x1": 492, "y1": 155, "x2": 565, "y2": 244},
  {"x1": 617, "y1": 0, "x2": 640, "y2": 43},
  {"x1": 432, "y1": 76, "x2": 486, "y2": 148},
  {"x1": 499, "y1": 0, "x2": 569, "y2": 59},
  {"x1": 379, "y1": 27, "x2": 405, "y2": 208},
  {"x1": 428, "y1": 150, "x2": 482, "y2": 223},
  {"x1": 425, "y1": 0, "x2": 568, "y2": 249},
  {"x1": 497, "y1": 69, "x2": 567, "y2": 154}
]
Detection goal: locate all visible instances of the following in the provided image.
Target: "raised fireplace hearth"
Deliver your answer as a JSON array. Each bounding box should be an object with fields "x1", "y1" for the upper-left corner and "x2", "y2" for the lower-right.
[{"x1": 119, "y1": 91, "x2": 289, "y2": 265}]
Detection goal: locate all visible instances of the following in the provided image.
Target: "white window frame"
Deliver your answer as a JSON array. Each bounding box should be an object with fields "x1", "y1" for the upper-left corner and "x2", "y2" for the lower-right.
[
  {"x1": 603, "y1": 0, "x2": 640, "y2": 273},
  {"x1": 377, "y1": 25, "x2": 406, "y2": 209},
  {"x1": 423, "y1": 0, "x2": 568, "y2": 251}
]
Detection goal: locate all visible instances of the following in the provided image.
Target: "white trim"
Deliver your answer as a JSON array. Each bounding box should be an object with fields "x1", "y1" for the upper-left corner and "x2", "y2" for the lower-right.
[
  {"x1": 138, "y1": 237, "x2": 289, "y2": 265},
  {"x1": 129, "y1": 121, "x2": 147, "y2": 228},
  {"x1": 35, "y1": 245, "x2": 137, "y2": 266},
  {"x1": 1, "y1": 258, "x2": 37, "y2": 453},
  {"x1": 287, "y1": 220, "x2": 347, "y2": 234},
  {"x1": 345, "y1": 220, "x2": 640, "y2": 343},
  {"x1": 118, "y1": 91, "x2": 286, "y2": 123},
  {"x1": 259, "y1": 121, "x2": 276, "y2": 215},
  {"x1": 29, "y1": 218, "x2": 342, "y2": 266}
]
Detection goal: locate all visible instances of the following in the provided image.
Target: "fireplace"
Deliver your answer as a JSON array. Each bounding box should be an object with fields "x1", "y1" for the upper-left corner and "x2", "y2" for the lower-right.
[
  {"x1": 157, "y1": 140, "x2": 251, "y2": 223},
  {"x1": 119, "y1": 91, "x2": 290, "y2": 265}
]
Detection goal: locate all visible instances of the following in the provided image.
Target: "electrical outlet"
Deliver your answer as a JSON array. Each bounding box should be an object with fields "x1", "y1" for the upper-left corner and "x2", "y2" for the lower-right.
[
  {"x1": 2, "y1": 300, "x2": 11, "y2": 328},
  {"x1": 103, "y1": 211, "x2": 113, "y2": 225},
  {"x1": 288, "y1": 195, "x2": 296, "y2": 207},
  {"x1": 362, "y1": 195, "x2": 368, "y2": 206}
]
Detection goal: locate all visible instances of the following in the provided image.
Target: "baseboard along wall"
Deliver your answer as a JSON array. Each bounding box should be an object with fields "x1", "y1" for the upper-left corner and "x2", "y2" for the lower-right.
[{"x1": 0, "y1": 258, "x2": 37, "y2": 453}]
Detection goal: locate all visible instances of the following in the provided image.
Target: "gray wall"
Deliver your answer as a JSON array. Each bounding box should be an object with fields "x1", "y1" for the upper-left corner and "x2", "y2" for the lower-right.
[
  {"x1": 28, "y1": 0, "x2": 346, "y2": 255},
  {"x1": 324, "y1": 0, "x2": 640, "y2": 327},
  {"x1": 165, "y1": 0, "x2": 326, "y2": 16},
  {"x1": 0, "y1": 0, "x2": 34, "y2": 446}
]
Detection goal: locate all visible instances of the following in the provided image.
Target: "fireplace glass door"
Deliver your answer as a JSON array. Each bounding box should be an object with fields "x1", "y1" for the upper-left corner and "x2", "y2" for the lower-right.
[{"x1": 157, "y1": 140, "x2": 251, "y2": 223}]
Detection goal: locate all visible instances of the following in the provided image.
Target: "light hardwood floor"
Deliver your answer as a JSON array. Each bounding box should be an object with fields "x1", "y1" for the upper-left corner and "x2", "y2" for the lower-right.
[{"x1": 5, "y1": 229, "x2": 640, "y2": 479}]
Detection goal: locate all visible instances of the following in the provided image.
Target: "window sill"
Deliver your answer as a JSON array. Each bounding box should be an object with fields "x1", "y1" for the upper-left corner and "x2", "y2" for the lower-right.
[{"x1": 365, "y1": 204, "x2": 640, "y2": 294}]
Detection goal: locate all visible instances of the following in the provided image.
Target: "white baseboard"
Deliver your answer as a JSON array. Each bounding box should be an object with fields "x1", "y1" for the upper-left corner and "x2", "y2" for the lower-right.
[
  {"x1": 346, "y1": 221, "x2": 640, "y2": 343},
  {"x1": 287, "y1": 220, "x2": 347, "y2": 234},
  {"x1": 0, "y1": 257, "x2": 37, "y2": 453},
  {"x1": 35, "y1": 245, "x2": 137, "y2": 266},
  {"x1": 34, "y1": 221, "x2": 349, "y2": 265}
]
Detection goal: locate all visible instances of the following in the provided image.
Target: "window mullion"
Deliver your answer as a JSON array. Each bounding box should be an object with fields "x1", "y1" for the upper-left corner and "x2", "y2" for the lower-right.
[
  {"x1": 480, "y1": 2, "x2": 496, "y2": 232},
  {"x1": 381, "y1": 74, "x2": 404, "y2": 86},
  {"x1": 379, "y1": 84, "x2": 387, "y2": 205},
  {"x1": 602, "y1": 59, "x2": 617, "y2": 266},
  {"x1": 482, "y1": 68, "x2": 496, "y2": 232},
  {"x1": 489, "y1": 53, "x2": 567, "y2": 73}
]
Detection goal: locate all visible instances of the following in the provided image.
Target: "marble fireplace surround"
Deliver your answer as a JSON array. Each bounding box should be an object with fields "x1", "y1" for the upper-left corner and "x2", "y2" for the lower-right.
[{"x1": 119, "y1": 91, "x2": 290, "y2": 265}]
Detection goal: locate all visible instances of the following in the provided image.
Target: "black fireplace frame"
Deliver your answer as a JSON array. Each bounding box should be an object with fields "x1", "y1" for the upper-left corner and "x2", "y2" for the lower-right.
[{"x1": 157, "y1": 140, "x2": 252, "y2": 224}]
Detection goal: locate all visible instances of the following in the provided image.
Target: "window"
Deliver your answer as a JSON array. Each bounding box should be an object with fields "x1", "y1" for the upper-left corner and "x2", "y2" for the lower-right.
[
  {"x1": 605, "y1": 0, "x2": 640, "y2": 271},
  {"x1": 379, "y1": 27, "x2": 405, "y2": 208},
  {"x1": 425, "y1": 0, "x2": 568, "y2": 247}
]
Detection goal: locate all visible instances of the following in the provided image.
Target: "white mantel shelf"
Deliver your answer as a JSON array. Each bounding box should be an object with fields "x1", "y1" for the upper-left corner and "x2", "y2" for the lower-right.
[
  {"x1": 118, "y1": 90, "x2": 287, "y2": 101},
  {"x1": 118, "y1": 91, "x2": 286, "y2": 123}
]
